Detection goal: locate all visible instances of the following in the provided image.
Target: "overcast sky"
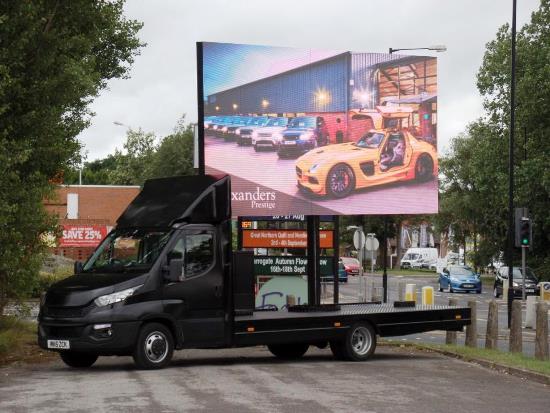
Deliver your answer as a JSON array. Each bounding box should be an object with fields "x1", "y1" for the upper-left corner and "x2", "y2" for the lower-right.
[{"x1": 77, "y1": 0, "x2": 541, "y2": 161}]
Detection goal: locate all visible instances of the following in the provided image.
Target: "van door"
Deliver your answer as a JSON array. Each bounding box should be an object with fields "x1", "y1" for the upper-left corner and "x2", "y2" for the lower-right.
[{"x1": 162, "y1": 226, "x2": 225, "y2": 347}]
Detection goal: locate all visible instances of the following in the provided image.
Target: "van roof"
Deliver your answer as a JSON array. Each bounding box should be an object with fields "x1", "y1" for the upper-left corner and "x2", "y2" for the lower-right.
[{"x1": 117, "y1": 174, "x2": 231, "y2": 228}]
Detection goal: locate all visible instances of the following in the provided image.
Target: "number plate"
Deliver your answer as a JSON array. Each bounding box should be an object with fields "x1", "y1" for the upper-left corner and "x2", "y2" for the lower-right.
[
  {"x1": 526, "y1": 289, "x2": 534, "y2": 293},
  {"x1": 463, "y1": 284, "x2": 474, "y2": 288},
  {"x1": 284, "y1": 140, "x2": 296, "y2": 145},
  {"x1": 47, "y1": 339, "x2": 70, "y2": 350}
]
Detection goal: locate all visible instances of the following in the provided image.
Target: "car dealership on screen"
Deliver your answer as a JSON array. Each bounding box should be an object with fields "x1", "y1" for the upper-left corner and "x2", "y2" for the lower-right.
[{"x1": 200, "y1": 42, "x2": 438, "y2": 216}]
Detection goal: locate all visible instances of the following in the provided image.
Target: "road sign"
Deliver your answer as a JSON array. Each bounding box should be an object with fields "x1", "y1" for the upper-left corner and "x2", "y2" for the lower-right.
[
  {"x1": 353, "y1": 230, "x2": 366, "y2": 250},
  {"x1": 365, "y1": 237, "x2": 379, "y2": 251}
]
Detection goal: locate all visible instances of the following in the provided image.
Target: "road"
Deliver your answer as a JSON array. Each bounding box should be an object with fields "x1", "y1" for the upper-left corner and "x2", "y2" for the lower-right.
[
  {"x1": 1, "y1": 346, "x2": 549, "y2": 413},
  {"x1": 325, "y1": 274, "x2": 550, "y2": 356}
]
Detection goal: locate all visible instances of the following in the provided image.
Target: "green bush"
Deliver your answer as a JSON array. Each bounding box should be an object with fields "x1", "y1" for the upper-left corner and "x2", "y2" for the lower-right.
[
  {"x1": 31, "y1": 268, "x2": 73, "y2": 298},
  {"x1": 0, "y1": 317, "x2": 35, "y2": 357}
]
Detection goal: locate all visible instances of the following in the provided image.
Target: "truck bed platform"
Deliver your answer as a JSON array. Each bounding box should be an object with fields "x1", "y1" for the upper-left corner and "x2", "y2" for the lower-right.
[{"x1": 233, "y1": 303, "x2": 470, "y2": 346}]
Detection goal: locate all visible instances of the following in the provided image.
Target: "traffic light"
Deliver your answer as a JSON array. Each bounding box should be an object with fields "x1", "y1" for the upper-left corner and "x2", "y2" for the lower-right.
[{"x1": 519, "y1": 218, "x2": 531, "y2": 247}]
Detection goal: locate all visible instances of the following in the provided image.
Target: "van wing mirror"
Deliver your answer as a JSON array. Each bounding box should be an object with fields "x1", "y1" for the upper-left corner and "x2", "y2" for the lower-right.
[{"x1": 165, "y1": 258, "x2": 184, "y2": 282}]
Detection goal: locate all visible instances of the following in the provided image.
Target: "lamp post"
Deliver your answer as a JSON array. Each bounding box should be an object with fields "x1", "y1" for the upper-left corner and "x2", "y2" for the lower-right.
[
  {"x1": 507, "y1": 0, "x2": 518, "y2": 328},
  {"x1": 388, "y1": 45, "x2": 447, "y2": 54}
]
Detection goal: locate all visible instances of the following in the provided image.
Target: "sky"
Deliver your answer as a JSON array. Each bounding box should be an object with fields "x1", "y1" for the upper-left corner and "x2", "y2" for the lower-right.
[{"x1": 77, "y1": 0, "x2": 542, "y2": 161}]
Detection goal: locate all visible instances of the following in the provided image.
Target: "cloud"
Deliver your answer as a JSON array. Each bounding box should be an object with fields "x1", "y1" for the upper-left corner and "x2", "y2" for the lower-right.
[{"x1": 77, "y1": 0, "x2": 541, "y2": 160}]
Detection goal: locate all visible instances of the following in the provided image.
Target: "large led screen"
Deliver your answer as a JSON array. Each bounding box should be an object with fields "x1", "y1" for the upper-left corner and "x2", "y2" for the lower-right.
[{"x1": 199, "y1": 42, "x2": 438, "y2": 216}]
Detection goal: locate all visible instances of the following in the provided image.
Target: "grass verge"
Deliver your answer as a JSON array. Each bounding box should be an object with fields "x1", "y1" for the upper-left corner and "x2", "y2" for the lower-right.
[
  {"x1": 0, "y1": 316, "x2": 55, "y2": 366},
  {"x1": 383, "y1": 340, "x2": 550, "y2": 377}
]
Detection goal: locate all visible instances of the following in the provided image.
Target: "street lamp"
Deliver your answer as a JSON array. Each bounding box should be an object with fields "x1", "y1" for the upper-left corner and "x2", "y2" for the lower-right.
[
  {"x1": 388, "y1": 45, "x2": 447, "y2": 54},
  {"x1": 113, "y1": 121, "x2": 131, "y2": 128}
]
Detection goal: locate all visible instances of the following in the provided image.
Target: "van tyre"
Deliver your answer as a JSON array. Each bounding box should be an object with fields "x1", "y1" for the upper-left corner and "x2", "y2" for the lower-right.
[
  {"x1": 60, "y1": 351, "x2": 98, "y2": 368},
  {"x1": 341, "y1": 322, "x2": 377, "y2": 361},
  {"x1": 133, "y1": 323, "x2": 174, "y2": 370},
  {"x1": 493, "y1": 286, "x2": 501, "y2": 298},
  {"x1": 267, "y1": 343, "x2": 309, "y2": 359}
]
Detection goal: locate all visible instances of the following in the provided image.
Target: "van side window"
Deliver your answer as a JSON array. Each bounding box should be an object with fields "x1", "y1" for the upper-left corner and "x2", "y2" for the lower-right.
[{"x1": 185, "y1": 232, "x2": 214, "y2": 277}]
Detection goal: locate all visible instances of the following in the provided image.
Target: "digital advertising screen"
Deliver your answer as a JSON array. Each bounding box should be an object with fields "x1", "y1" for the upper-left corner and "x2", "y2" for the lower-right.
[{"x1": 198, "y1": 42, "x2": 438, "y2": 216}]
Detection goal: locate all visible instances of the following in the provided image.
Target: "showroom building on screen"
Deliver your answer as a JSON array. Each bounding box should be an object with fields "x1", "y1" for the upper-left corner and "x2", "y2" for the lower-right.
[{"x1": 205, "y1": 52, "x2": 437, "y2": 144}]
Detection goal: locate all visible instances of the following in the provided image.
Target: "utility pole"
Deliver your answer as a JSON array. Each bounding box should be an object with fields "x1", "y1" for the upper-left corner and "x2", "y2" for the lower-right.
[{"x1": 507, "y1": 0, "x2": 517, "y2": 328}]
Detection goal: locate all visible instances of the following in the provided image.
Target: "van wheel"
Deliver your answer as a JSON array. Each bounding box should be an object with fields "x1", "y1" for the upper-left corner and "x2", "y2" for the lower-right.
[
  {"x1": 60, "y1": 352, "x2": 98, "y2": 368},
  {"x1": 340, "y1": 322, "x2": 377, "y2": 361},
  {"x1": 415, "y1": 155, "x2": 434, "y2": 182},
  {"x1": 267, "y1": 343, "x2": 309, "y2": 359},
  {"x1": 326, "y1": 163, "x2": 355, "y2": 198},
  {"x1": 493, "y1": 286, "x2": 501, "y2": 298},
  {"x1": 133, "y1": 323, "x2": 174, "y2": 370}
]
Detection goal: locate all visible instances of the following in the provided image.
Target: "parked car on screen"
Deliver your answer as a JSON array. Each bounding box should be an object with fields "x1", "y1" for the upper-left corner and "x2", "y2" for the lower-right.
[
  {"x1": 340, "y1": 256, "x2": 360, "y2": 277},
  {"x1": 209, "y1": 116, "x2": 235, "y2": 136},
  {"x1": 295, "y1": 128, "x2": 437, "y2": 198},
  {"x1": 251, "y1": 117, "x2": 290, "y2": 151},
  {"x1": 221, "y1": 116, "x2": 252, "y2": 141},
  {"x1": 236, "y1": 117, "x2": 270, "y2": 146},
  {"x1": 438, "y1": 265, "x2": 482, "y2": 294},
  {"x1": 204, "y1": 116, "x2": 218, "y2": 129},
  {"x1": 493, "y1": 266, "x2": 540, "y2": 298},
  {"x1": 278, "y1": 116, "x2": 329, "y2": 159}
]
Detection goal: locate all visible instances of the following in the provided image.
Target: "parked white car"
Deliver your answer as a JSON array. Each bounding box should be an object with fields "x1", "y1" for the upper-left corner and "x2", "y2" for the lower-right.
[{"x1": 251, "y1": 117, "x2": 290, "y2": 151}]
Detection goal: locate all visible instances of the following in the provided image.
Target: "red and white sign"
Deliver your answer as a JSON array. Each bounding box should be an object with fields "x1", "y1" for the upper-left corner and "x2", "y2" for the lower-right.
[{"x1": 59, "y1": 225, "x2": 108, "y2": 247}]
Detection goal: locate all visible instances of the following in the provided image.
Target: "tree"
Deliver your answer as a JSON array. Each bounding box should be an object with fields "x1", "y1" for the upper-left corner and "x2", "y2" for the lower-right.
[
  {"x1": 108, "y1": 128, "x2": 157, "y2": 185},
  {"x1": 440, "y1": 0, "x2": 550, "y2": 275},
  {"x1": 149, "y1": 119, "x2": 196, "y2": 179},
  {"x1": 0, "y1": 1, "x2": 143, "y2": 311},
  {"x1": 63, "y1": 117, "x2": 197, "y2": 186}
]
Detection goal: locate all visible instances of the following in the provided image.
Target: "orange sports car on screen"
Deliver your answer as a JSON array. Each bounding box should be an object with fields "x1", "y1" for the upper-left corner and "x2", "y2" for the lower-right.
[{"x1": 295, "y1": 129, "x2": 437, "y2": 198}]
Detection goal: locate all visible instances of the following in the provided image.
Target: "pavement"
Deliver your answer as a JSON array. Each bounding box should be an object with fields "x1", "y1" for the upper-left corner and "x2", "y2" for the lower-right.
[
  {"x1": 1, "y1": 346, "x2": 549, "y2": 413},
  {"x1": 326, "y1": 274, "x2": 550, "y2": 356}
]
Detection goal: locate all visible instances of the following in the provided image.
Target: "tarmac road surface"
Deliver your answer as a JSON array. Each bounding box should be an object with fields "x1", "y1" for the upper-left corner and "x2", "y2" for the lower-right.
[{"x1": 0, "y1": 346, "x2": 548, "y2": 413}]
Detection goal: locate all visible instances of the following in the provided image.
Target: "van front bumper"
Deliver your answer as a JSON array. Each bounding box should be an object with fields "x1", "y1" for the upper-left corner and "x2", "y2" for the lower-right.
[{"x1": 38, "y1": 320, "x2": 140, "y2": 355}]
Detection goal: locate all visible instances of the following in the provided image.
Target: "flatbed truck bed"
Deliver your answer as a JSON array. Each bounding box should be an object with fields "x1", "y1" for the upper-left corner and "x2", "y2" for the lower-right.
[{"x1": 233, "y1": 303, "x2": 470, "y2": 347}]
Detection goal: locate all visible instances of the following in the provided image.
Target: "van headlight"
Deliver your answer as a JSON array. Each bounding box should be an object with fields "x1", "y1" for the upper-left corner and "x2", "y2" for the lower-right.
[{"x1": 94, "y1": 285, "x2": 143, "y2": 307}]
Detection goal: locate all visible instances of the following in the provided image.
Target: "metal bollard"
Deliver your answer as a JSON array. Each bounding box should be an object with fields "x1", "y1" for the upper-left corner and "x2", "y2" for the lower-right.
[
  {"x1": 525, "y1": 295, "x2": 537, "y2": 329},
  {"x1": 421, "y1": 286, "x2": 434, "y2": 306},
  {"x1": 485, "y1": 300, "x2": 498, "y2": 350},
  {"x1": 371, "y1": 286, "x2": 382, "y2": 302},
  {"x1": 405, "y1": 284, "x2": 417, "y2": 302},
  {"x1": 398, "y1": 281, "x2": 406, "y2": 301},
  {"x1": 509, "y1": 299, "x2": 522, "y2": 353},
  {"x1": 446, "y1": 298, "x2": 457, "y2": 345},
  {"x1": 465, "y1": 300, "x2": 477, "y2": 348},
  {"x1": 535, "y1": 301, "x2": 549, "y2": 360}
]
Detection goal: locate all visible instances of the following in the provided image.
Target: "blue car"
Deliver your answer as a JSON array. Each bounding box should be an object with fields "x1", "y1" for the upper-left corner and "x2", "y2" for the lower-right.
[
  {"x1": 321, "y1": 261, "x2": 348, "y2": 283},
  {"x1": 277, "y1": 116, "x2": 329, "y2": 159},
  {"x1": 439, "y1": 265, "x2": 482, "y2": 294}
]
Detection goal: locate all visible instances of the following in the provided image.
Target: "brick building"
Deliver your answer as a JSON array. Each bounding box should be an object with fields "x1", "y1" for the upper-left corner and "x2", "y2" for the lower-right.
[{"x1": 45, "y1": 185, "x2": 140, "y2": 261}]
